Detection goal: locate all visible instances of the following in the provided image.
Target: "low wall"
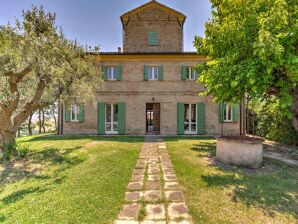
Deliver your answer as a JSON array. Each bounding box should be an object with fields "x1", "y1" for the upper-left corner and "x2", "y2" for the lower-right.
[{"x1": 216, "y1": 137, "x2": 263, "y2": 168}]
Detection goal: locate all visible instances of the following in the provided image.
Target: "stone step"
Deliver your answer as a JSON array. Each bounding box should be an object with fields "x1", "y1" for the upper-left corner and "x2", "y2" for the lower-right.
[{"x1": 263, "y1": 151, "x2": 298, "y2": 168}]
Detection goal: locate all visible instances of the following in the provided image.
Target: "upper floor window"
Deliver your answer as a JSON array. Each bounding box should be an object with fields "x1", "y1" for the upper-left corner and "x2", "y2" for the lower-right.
[
  {"x1": 107, "y1": 67, "x2": 116, "y2": 80},
  {"x1": 148, "y1": 32, "x2": 158, "y2": 46},
  {"x1": 187, "y1": 67, "x2": 197, "y2": 80},
  {"x1": 149, "y1": 66, "x2": 158, "y2": 80},
  {"x1": 71, "y1": 104, "x2": 80, "y2": 122},
  {"x1": 224, "y1": 104, "x2": 233, "y2": 122}
]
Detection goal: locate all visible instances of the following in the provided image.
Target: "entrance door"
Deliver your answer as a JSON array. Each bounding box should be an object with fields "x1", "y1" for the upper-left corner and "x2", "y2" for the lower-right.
[
  {"x1": 106, "y1": 103, "x2": 118, "y2": 134},
  {"x1": 146, "y1": 103, "x2": 160, "y2": 134},
  {"x1": 184, "y1": 104, "x2": 197, "y2": 134}
]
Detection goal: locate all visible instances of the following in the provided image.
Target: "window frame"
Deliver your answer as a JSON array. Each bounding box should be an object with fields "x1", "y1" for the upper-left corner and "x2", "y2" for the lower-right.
[
  {"x1": 148, "y1": 66, "x2": 158, "y2": 80},
  {"x1": 148, "y1": 32, "x2": 158, "y2": 46},
  {"x1": 224, "y1": 104, "x2": 233, "y2": 122},
  {"x1": 184, "y1": 103, "x2": 197, "y2": 134},
  {"x1": 187, "y1": 67, "x2": 196, "y2": 80},
  {"x1": 107, "y1": 66, "x2": 117, "y2": 81},
  {"x1": 70, "y1": 104, "x2": 80, "y2": 122},
  {"x1": 105, "y1": 103, "x2": 119, "y2": 134}
]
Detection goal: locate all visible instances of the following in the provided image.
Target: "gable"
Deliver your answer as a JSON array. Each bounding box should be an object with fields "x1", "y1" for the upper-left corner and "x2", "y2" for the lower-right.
[{"x1": 121, "y1": 0, "x2": 186, "y2": 27}]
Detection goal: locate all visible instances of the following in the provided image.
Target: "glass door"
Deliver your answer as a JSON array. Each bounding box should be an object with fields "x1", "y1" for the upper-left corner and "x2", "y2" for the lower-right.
[
  {"x1": 184, "y1": 104, "x2": 197, "y2": 134},
  {"x1": 106, "y1": 104, "x2": 118, "y2": 134}
]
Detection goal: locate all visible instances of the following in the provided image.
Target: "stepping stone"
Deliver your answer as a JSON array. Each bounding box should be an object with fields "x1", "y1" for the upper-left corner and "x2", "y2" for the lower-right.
[
  {"x1": 133, "y1": 169, "x2": 145, "y2": 175},
  {"x1": 136, "y1": 163, "x2": 146, "y2": 169},
  {"x1": 118, "y1": 203, "x2": 141, "y2": 220},
  {"x1": 148, "y1": 174, "x2": 160, "y2": 181},
  {"x1": 164, "y1": 174, "x2": 177, "y2": 182},
  {"x1": 158, "y1": 145, "x2": 166, "y2": 149},
  {"x1": 144, "y1": 190, "x2": 162, "y2": 202},
  {"x1": 145, "y1": 181, "x2": 161, "y2": 190},
  {"x1": 128, "y1": 182, "x2": 143, "y2": 191},
  {"x1": 114, "y1": 220, "x2": 139, "y2": 224},
  {"x1": 145, "y1": 204, "x2": 166, "y2": 220},
  {"x1": 164, "y1": 182, "x2": 180, "y2": 190},
  {"x1": 148, "y1": 168, "x2": 160, "y2": 175},
  {"x1": 141, "y1": 221, "x2": 166, "y2": 224},
  {"x1": 149, "y1": 164, "x2": 159, "y2": 169},
  {"x1": 125, "y1": 192, "x2": 143, "y2": 202},
  {"x1": 131, "y1": 174, "x2": 144, "y2": 182},
  {"x1": 168, "y1": 203, "x2": 190, "y2": 219},
  {"x1": 165, "y1": 191, "x2": 184, "y2": 202},
  {"x1": 168, "y1": 221, "x2": 192, "y2": 224},
  {"x1": 163, "y1": 168, "x2": 175, "y2": 174}
]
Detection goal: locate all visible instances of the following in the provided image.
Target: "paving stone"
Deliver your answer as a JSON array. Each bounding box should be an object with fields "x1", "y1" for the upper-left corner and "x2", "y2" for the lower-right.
[
  {"x1": 141, "y1": 221, "x2": 166, "y2": 224},
  {"x1": 148, "y1": 168, "x2": 160, "y2": 175},
  {"x1": 168, "y1": 221, "x2": 192, "y2": 224},
  {"x1": 163, "y1": 168, "x2": 175, "y2": 174},
  {"x1": 148, "y1": 174, "x2": 160, "y2": 181},
  {"x1": 118, "y1": 203, "x2": 141, "y2": 220},
  {"x1": 128, "y1": 182, "x2": 143, "y2": 191},
  {"x1": 133, "y1": 169, "x2": 145, "y2": 175},
  {"x1": 135, "y1": 163, "x2": 147, "y2": 169},
  {"x1": 145, "y1": 204, "x2": 166, "y2": 220},
  {"x1": 164, "y1": 182, "x2": 180, "y2": 190},
  {"x1": 164, "y1": 174, "x2": 177, "y2": 182},
  {"x1": 125, "y1": 191, "x2": 143, "y2": 202},
  {"x1": 114, "y1": 220, "x2": 139, "y2": 224},
  {"x1": 144, "y1": 190, "x2": 162, "y2": 202},
  {"x1": 131, "y1": 174, "x2": 144, "y2": 182},
  {"x1": 165, "y1": 191, "x2": 184, "y2": 202},
  {"x1": 149, "y1": 164, "x2": 159, "y2": 169},
  {"x1": 168, "y1": 203, "x2": 190, "y2": 219},
  {"x1": 145, "y1": 181, "x2": 161, "y2": 190}
]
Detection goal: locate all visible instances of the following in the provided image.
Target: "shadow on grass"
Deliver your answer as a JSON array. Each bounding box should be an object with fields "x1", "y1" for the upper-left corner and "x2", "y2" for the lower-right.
[
  {"x1": 18, "y1": 134, "x2": 145, "y2": 144},
  {"x1": 1, "y1": 187, "x2": 47, "y2": 204}
]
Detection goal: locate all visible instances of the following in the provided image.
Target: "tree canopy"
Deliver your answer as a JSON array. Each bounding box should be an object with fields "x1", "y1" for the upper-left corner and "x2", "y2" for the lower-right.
[
  {"x1": 0, "y1": 6, "x2": 101, "y2": 154},
  {"x1": 195, "y1": 0, "x2": 298, "y2": 131}
]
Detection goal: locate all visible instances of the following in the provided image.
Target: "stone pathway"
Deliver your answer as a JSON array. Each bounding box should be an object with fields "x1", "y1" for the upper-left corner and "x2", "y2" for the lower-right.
[{"x1": 114, "y1": 137, "x2": 193, "y2": 224}]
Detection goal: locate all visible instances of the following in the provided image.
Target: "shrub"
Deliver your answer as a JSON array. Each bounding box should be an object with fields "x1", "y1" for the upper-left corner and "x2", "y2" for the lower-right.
[{"x1": 17, "y1": 144, "x2": 30, "y2": 158}]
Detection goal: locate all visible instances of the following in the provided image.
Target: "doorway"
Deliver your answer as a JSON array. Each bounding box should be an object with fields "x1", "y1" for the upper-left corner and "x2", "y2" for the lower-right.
[{"x1": 146, "y1": 103, "x2": 160, "y2": 134}]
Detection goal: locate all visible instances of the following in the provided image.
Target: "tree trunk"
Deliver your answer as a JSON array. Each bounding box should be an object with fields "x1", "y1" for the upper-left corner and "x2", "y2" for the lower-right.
[
  {"x1": 291, "y1": 91, "x2": 298, "y2": 133},
  {"x1": 52, "y1": 108, "x2": 57, "y2": 131},
  {"x1": 28, "y1": 113, "x2": 33, "y2": 135},
  {"x1": 0, "y1": 130, "x2": 17, "y2": 154},
  {"x1": 17, "y1": 128, "x2": 21, "y2": 137},
  {"x1": 38, "y1": 109, "x2": 42, "y2": 134},
  {"x1": 41, "y1": 109, "x2": 46, "y2": 133}
]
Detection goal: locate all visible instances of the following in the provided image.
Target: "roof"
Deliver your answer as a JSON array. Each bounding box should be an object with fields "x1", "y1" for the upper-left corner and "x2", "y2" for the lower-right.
[
  {"x1": 87, "y1": 52, "x2": 207, "y2": 61},
  {"x1": 121, "y1": 0, "x2": 186, "y2": 27}
]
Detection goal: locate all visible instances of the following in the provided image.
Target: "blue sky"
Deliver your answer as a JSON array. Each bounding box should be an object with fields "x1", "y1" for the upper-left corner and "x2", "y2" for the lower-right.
[{"x1": 0, "y1": 0, "x2": 212, "y2": 52}]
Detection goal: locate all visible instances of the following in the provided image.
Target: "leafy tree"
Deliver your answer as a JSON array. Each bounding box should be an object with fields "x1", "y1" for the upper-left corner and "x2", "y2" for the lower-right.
[
  {"x1": 194, "y1": 0, "x2": 298, "y2": 132},
  {"x1": 0, "y1": 6, "x2": 101, "y2": 155}
]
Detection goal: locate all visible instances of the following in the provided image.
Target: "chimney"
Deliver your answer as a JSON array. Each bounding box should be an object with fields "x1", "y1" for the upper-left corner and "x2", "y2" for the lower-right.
[{"x1": 118, "y1": 47, "x2": 122, "y2": 53}]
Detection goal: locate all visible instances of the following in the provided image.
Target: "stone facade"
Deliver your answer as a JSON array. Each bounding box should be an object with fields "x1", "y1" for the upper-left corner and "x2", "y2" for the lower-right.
[{"x1": 62, "y1": 1, "x2": 242, "y2": 136}]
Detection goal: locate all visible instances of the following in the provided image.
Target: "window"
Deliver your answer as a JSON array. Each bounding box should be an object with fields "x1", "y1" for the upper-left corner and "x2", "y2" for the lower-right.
[
  {"x1": 187, "y1": 67, "x2": 197, "y2": 80},
  {"x1": 149, "y1": 66, "x2": 158, "y2": 80},
  {"x1": 148, "y1": 32, "x2": 158, "y2": 46},
  {"x1": 107, "y1": 67, "x2": 116, "y2": 80},
  {"x1": 184, "y1": 104, "x2": 197, "y2": 134},
  {"x1": 106, "y1": 104, "x2": 118, "y2": 134},
  {"x1": 71, "y1": 104, "x2": 80, "y2": 122},
  {"x1": 224, "y1": 104, "x2": 233, "y2": 122}
]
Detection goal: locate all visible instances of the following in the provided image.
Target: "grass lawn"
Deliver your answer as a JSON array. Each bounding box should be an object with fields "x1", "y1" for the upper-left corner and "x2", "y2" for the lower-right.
[
  {"x1": 165, "y1": 137, "x2": 298, "y2": 224},
  {"x1": 0, "y1": 135, "x2": 144, "y2": 224}
]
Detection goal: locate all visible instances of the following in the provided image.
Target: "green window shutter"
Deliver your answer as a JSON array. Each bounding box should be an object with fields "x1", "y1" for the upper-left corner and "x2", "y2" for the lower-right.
[
  {"x1": 144, "y1": 66, "x2": 149, "y2": 81},
  {"x1": 233, "y1": 103, "x2": 239, "y2": 122},
  {"x1": 98, "y1": 103, "x2": 105, "y2": 135},
  {"x1": 65, "y1": 105, "x2": 71, "y2": 123},
  {"x1": 197, "y1": 103, "x2": 206, "y2": 134},
  {"x1": 116, "y1": 66, "x2": 122, "y2": 81},
  {"x1": 118, "y1": 102, "x2": 126, "y2": 135},
  {"x1": 158, "y1": 65, "x2": 164, "y2": 81},
  {"x1": 102, "y1": 66, "x2": 107, "y2": 81},
  {"x1": 148, "y1": 32, "x2": 158, "y2": 46},
  {"x1": 218, "y1": 103, "x2": 224, "y2": 123},
  {"x1": 177, "y1": 103, "x2": 184, "y2": 135},
  {"x1": 181, "y1": 65, "x2": 187, "y2": 80},
  {"x1": 78, "y1": 104, "x2": 85, "y2": 122}
]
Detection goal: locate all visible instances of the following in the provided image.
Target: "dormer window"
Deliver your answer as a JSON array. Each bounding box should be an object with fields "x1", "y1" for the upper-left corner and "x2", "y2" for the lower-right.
[{"x1": 148, "y1": 32, "x2": 158, "y2": 46}]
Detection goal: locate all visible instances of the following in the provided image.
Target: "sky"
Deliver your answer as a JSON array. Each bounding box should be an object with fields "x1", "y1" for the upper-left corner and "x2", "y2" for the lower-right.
[{"x1": 0, "y1": 0, "x2": 212, "y2": 52}]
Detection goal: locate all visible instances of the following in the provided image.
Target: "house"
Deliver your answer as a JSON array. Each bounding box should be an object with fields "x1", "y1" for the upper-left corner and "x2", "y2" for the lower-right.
[{"x1": 58, "y1": 0, "x2": 245, "y2": 136}]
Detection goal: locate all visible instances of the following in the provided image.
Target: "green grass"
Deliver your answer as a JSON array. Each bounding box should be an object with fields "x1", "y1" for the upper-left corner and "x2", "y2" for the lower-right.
[
  {"x1": 165, "y1": 137, "x2": 298, "y2": 224},
  {"x1": 0, "y1": 135, "x2": 144, "y2": 224}
]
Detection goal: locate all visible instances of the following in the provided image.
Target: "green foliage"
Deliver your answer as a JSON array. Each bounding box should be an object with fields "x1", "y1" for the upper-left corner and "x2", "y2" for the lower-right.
[
  {"x1": 16, "y1": 143, "x2": 30, "y2": 158},
  {"x1": 256, "y1": 99, "x2": 298, "y2": 145},
  {"x1": 194, "y1": 0, "x2": 298, "y2": 119}
]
